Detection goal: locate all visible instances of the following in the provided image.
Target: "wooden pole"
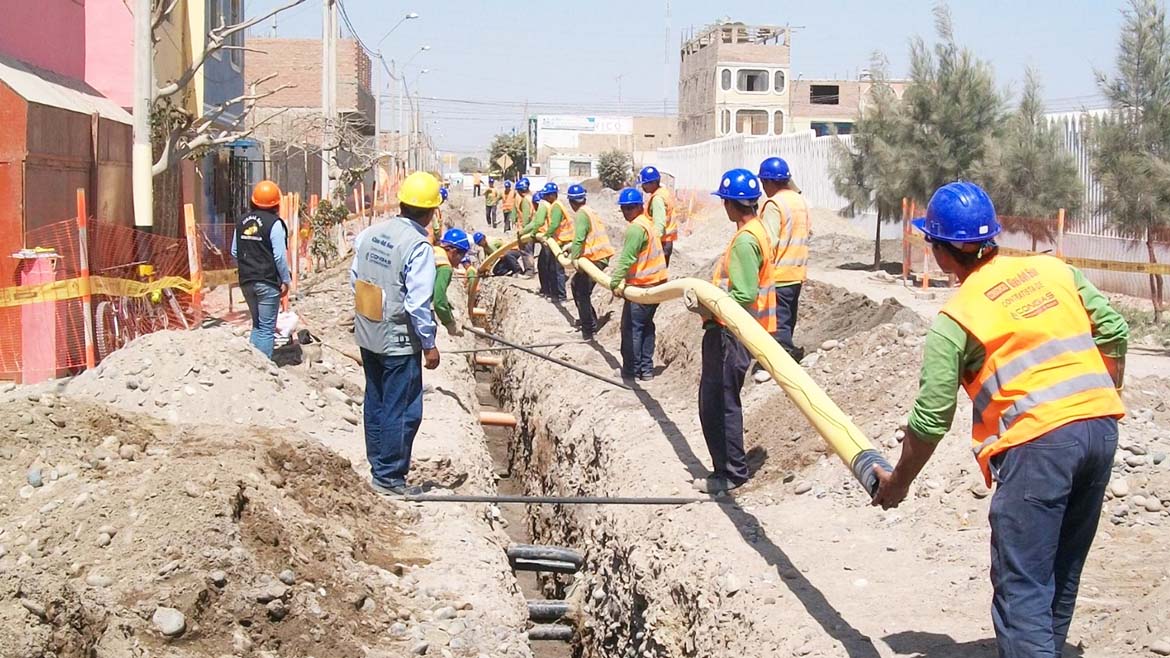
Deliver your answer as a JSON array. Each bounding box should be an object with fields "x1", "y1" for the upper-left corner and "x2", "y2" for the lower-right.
[
  {"x1": 290, "y1": 193, "x2": 300, "y2": 299},
  {"x1": 901, "y1": 197, "x2": 911, "y2": 281},
  {"x1": 1056, "y1": 208, "x2": 1066, "y2": 258},
  {"x1": 182, "y1": 203, "x2": 203, "y2": 325},
  {"x1": 77, "y1": 189, "x2": 96, "y2": 369}
]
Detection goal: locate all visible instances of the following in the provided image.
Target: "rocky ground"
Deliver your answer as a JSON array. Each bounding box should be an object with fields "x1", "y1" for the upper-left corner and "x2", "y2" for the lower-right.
[
  {"x1": 464, "y1": 194, "x2": 1170, "y2": 657},
  {"x1": 0, "y1": 197, "x2": 533, "y2": 657}
]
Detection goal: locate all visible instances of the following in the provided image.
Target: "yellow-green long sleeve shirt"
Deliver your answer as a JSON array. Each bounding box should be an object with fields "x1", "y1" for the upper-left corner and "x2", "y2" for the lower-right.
[
  {"x1": 907, "y1": 265, "x2": 1129, "y2": 443},
  {"x1": 649, "y1": 195, "x2": 668, "y2": 237},
  {"x1": 523, "y1": 201, "x2": 548, "y2": 236},
  {"x1": 569, "y1": 209, "x2": 609, "y2": 267},
  {"x1": 704, "y1": 232, "x2": 764, "y2": 329},
  {"x1": 546, "y1": 204, "x2": 568, "y2": 241},
  {"x1": 609, "y1": 223, "x2": 648, "y2": 289},
  {"x1": 433, "y1": 265, "x2": 454, "y2": 325}
]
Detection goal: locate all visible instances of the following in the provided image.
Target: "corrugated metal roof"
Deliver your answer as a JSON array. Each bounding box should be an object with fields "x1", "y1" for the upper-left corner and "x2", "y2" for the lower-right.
[{"x1": 0, "y1": 54, "x2": 132, "y2": 125}]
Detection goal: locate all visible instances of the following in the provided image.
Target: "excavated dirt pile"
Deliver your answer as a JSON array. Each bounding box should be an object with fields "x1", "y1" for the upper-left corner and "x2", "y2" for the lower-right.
[{"x1": 471, "y1": 199, "x2": 1170, "y2": 657}]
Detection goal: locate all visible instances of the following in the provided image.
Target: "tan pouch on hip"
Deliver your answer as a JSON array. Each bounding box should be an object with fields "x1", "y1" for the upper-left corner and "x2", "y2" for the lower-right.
[{"x1": 354, "y1": 279, "x2": 384, "y2": 322}]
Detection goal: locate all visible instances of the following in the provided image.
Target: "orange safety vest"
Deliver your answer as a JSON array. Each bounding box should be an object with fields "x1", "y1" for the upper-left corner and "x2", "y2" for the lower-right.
[
  {"x1": 579, "y1": 206, "x2": 616, "y2": 262},
  {"x1": 625, "y1": 215, "x2": 668, "y2": 286},
  {"x1": 645, "y1": 187, "x2": 679, "y2": 243},
  {"x1": 711, "y1": 218, "x2": 777, "y2": 333},
  {"x1": 552, "y1": 200, "x2": 576, "y2": 244},
  {"x1": 501, "y1": 189, "x2": 516, "y2": 212},
  {"x1": 942, "y1": 254, "x2": 1125, "y2": 487},
  {"x1": 761, "y1": 188, "x2": 809, "y2": 283},
  {"x1": 535, "y1": 200, "x2": 554, "y2": 233}
]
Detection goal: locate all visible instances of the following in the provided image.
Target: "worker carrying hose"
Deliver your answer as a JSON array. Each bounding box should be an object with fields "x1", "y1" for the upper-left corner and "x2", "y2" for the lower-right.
[
  {"x1": 523, "y1": 182, "x2": 569, "y2": 300},
  {"x1": 757, "y1": 157, "x2": 809, "y2": 367},
  {"x1": 639, "y1": 166, "x2": 678, "y2": 265},
  {"x1": 500, "y1": 180, "x2": 516, "y2": 232},
  {"x1": 350, "y1": 171, "x2": 445, "y2": 498},
  {"x1": 474, "y1": 232, "x2": 525, "y2": 277},
  {"x1": 609, "y1": 188, "x2": 668, "y2": 381},
  {"x1": 514, "y1": 178, "x2": 536, "y2": 275},
  {"x1": 427, "y1": 187, "x2": 448, "y2": 245},
  {"x1": 565, "y1": 184, "x2": 615, "y2": 340},
  {"x1": 872, "y1": 181, "x2": 1127, "y2": 656},
  {"x1": 433, "y1": 228, "x2": 472, "y2": 336},
  {"x1": 695, "y1": 169, "x2": 776, "y2": 494}
]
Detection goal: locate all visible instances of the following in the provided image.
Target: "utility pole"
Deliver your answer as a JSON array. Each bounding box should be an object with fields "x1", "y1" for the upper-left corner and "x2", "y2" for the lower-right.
[
  {"x1": 132, "y1": 0, "x2": 153, "y2": 228},
  {"x1": 615, "y1": 74, "x2": 623, "y2": 111},
  {"x1": 320, "y1": 0, "x2": 337, "y2": 200},
  {"x1": 523, "y1": 99, "x2": 529, "y2": 176},
  {"x1": 663, "y1": 0, "x2": 670, "y2": 117}
]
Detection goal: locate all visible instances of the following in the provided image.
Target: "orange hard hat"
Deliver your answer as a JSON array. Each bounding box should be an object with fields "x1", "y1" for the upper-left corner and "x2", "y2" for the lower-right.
[{"x1": 251, "y1": 180, "x2": 282, "y2": 209}]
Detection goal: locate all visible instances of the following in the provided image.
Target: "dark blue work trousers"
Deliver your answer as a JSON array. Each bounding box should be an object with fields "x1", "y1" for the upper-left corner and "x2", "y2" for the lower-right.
[
  {"x1": 988, "y1": 416, "x2": 1118, "y2": 658},
  {"x1": 773, "y1": 282, "x2": 803, "y2": 360},
  {"x1": 361, "y1": 348, "x2": 423, "y2": 487},
  {"x1": 619, "y1": 300, "x2": 658, "y2": 378},
  {"x1": 698, "y1": 327, "x2": 751, "y2": 483},
  {"x1": 537, "y1": 244, "x2": 566, "y2": 299}
]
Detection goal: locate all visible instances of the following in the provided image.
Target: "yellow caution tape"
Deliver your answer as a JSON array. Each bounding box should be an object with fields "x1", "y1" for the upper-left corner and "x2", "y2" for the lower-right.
[
  {"x1": 0, "y1": 270, "x2": 239, "y2": 309},
  {"x1": 203, "y1": 269, "x2": 238, "y2": 288},
  {"x1": 906, "y1": 233, "x2": 1170, "y2": 276}
]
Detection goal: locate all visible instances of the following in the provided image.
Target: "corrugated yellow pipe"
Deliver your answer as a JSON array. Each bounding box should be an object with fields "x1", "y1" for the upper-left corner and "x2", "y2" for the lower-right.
[{"x1": 470, "y1": 236, "x2": 891, "y2": 495}]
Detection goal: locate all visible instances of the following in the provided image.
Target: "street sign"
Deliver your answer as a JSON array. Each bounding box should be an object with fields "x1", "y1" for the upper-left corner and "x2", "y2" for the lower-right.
[{"x1": 497, "y1": 154, "x2": 513, "y2": 170}]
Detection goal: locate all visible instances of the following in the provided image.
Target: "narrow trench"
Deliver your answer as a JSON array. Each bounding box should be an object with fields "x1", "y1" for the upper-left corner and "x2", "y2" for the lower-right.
[{"x1": 473, "y1": 360, "x2": 574, "y2": 658}]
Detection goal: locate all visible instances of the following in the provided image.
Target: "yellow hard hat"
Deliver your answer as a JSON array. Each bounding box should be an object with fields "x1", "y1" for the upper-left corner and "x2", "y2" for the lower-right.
[{"x1": 397, "y1": 171, "x2": 442, "y2": 209}]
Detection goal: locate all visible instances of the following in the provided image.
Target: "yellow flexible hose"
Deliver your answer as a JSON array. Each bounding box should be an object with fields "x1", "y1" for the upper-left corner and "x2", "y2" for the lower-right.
[{"x1": 470, "y1": 235, "x2": 890, "y2": 495}]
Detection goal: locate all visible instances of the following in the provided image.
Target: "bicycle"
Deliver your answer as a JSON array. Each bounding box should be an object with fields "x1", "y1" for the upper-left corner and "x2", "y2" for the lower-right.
[{"x1": 94, "y1": 261, "x2": 189, "y2": 361}]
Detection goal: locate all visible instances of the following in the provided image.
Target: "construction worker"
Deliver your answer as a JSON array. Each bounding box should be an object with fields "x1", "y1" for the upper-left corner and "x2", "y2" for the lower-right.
[
  {"x1": 609, "y1": 187, "x2": 668, "y2": 381},
  {"x1": 472, "y1": 172, "x2": 482, "y2": 197},
  {"x1": 350, "y1": 171, "x2": 444, "y2": 497},
  {"x1": 484, "y1": 180, "x2": 500, "y2": 228},
  {"x1": 758, "y1": 156, "x2": 809, "y2": 364},
  {"x1": 566, "y1": 184, "x2": 615, "y2": 340},
  {"x1": 427, "y1": 187, "x2": 448, "y2": 245},
  {"x1": 697, "y1": 169, "x2": 776, "y2": 494},
  {"x1": 433, "y1": 228, "x2": 471, "y2": 336},
  {"x1": 232, "y1": 180, "x2": 291, "y2": 360},
  {"x1": 501, "y1": 180, "x2": 516, "y2": 232},
  {"x1": 639, "y1": 165, "x2": 679, "y2": 265},
  {"x1": 514, "y1": 178, "x2": 536, "y2": 274},
  {"x1": 529, "y1": 182, "x2": 569, "y2": 300},
  {"x1": 474, "y1": 232, "x2": 525, "y2": 277},
  {"x1": 872, "y1": 182, "x2": 1127, "y2": 657}
]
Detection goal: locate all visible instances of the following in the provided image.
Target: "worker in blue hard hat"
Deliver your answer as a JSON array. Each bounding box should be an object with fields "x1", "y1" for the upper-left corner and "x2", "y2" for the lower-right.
[
  {"x1": 639, "y1": 165, "x2": 678, "y2": 265},
  {"x1": 501, "y1": 180, "x2": 516, "y2": 231},
  {"x1": 756, "y1": 156, "x2": 810, "y2": 376},
  {"x1": 565, "y1": 184, "x2": 615, "y2": 340},
  {"x1": 525, "y1": 181, "x2": 569, "y2": 300},
  {"x1": 609, "y1": 187, "x2": 668, "y2": 381},
  {"x1": 697, "y1": 168, "x2": 775, "y2": 494},
  {"x1": 474, "y1": 231, "x2": 525, "y2": 277},
  {"x1": 872, "y1": 181, "x2": 1128, "y2": 657},
  {"x1": 512, "y1": 179, "x2": 536, "y2": 275},
  {"x1": 433, "y1": 227, "x2": 471, "y2": 337}
]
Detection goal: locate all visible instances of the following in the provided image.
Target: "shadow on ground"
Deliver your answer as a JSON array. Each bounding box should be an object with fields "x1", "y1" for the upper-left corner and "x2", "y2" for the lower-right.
[{"x1": 883, "y1": 631, "x2": 1085, "y2": 657}]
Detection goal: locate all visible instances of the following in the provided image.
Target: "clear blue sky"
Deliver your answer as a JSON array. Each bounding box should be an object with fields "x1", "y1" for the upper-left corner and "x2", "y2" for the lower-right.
[{"x1": 247, "y1": 0, "x2": 1127, "y2": 155}]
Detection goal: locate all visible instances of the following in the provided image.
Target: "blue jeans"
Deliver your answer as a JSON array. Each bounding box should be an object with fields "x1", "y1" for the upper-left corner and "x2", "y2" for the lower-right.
[
  {"x1": 773, "y1": 283, "x2": 803, "y2": 359},
  {"x1": 989, "y1": 416, "x2": 1117, "y2": 658},
  {"x1": 619, "y1": 300, "x2": 658, "y2": 377},
  {"x1": 361, "y1": 348, "x2": 423, "y2": 486},
  {"x1": 699, "y1": 327, "x2": 750, "y2": 482},
  {"x1": 241, "y1": 281, "x2": 281, "y2": 359}
]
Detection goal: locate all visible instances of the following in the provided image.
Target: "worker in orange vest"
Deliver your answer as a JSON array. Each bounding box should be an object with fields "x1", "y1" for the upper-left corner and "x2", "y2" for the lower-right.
[
  {"x1": 639, "y1": 166, "x2": 678, "y2": 265},
  {"x1": 500, "y1": 180, "x2": 516, "y2": 231},
  {"x1": 609, "y1": 188, "x2": 668, "y2": 381},
  {"x1": 697, "y1": 169, "x2": 775, "y2": 494},
  {"x1": 565, "y1": 184, "x2": 615, "y2": 340},
  {"x1": 758, "y1": 157, "x2": 810, "y2": 366},
  {"x1": 872, "y1": 181, "x2": 1128, "y2": 656}
]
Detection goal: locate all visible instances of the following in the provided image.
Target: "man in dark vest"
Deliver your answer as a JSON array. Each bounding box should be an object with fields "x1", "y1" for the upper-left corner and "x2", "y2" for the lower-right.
[
  {"x1": 350, "y1": 171, "x2": 443, "y2": 497},
  {"x1": 232, "y1": 180, "x2": 291, "y2": 359}
]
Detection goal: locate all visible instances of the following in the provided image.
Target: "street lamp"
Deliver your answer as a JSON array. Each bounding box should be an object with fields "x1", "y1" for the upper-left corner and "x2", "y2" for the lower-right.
[
  {"x1": 403, "y1": 44, "x2": 431, "y2": 69},
  {"x1": 374, "y1": 12, "x2": 419, "y2": 137},
  {"x1": 376, "y1": 11, "x2": 419, "y2": 50}
]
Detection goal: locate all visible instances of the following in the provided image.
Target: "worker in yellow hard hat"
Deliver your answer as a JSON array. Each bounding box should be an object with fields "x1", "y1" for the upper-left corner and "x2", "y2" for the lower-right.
[
  {"x1": 350, "y1": 171, "x2": 443, "y2": 498},
  {"x1": 232, "y1": 180, "x2": 290, "y2": 359}
]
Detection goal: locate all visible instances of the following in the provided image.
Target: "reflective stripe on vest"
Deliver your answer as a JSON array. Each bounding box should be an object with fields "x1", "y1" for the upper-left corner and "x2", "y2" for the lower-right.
[
  {"x1": 626, "y1": 215, "x2": 668, "y2": 286},
  {"x1": 711, "y1": 218, "x2": 777, "y2": 333},
  {"x1": 432, "y1": 244, "x2": 451, "y2": 268},
  {"x1": 581, "y1": 207, "x2": 616, "y2": 262},
  {"x1": 536, "y1": 200, "x2": 553, "y2": 233},
  {"x1": 767, "y1": 190, "x2": 809, "y2": 283},
  {"x1": 941, "y1": 254, "x2": 1125, "y2": 487},
  {"x1": 552, "y1": 200, "x2": 576, "y2": 243},
  {"x1": 646, "y1": 188, "x2": 678, "y2": 242}
]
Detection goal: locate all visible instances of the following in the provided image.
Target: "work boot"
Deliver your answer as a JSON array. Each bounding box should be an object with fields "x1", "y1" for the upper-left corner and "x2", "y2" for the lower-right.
[
  {"x1": 370, "y1": 479, "x2": 422, "y2": 498},
  {"x1": 752, "y1": 369, "x2": 773, "y2": 384},
  {"x1": 637, "y1": 373, "x2": 654, "y2": 382},
  {"x1": 695, "y1": 477, "x2": 742, "y2": 494}
]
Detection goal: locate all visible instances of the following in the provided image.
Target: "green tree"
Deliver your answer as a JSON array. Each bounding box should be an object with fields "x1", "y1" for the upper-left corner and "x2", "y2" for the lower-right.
[
  {"x1": 1092, "y1": 0, "x2": 1170, "y2": 321},
  {"x1": 458, "y1": 156, "x2": 483, "y2": 174},
  {"x1": 976, "y1": 70, "x2": 1083, "y2": 251},
  {"x1": 488, "y1": 133, "x2": 527, "y2": 180},
  {"x1": 901, "y1": 5, "x2": 1003, "y2": 204},
  {"x1": 830, "y1": 52, "x2": 909, "y2": 269},
  {"x1": 598, "y1": 149, "x2": 633, "y2": 190}
]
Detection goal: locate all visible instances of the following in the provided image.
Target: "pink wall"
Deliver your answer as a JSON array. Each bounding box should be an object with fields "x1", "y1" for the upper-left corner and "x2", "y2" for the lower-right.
[
  {"x1": 0, "y1": 0, "x2": 86, "y2": 79},
  {"x1": 84, "y1": 0, "x2": 133, "y2": 108}
]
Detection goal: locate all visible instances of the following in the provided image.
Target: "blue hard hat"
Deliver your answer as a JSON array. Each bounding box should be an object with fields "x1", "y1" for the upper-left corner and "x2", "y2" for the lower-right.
[
  {"x1": 567, "y1": 184, "x2": 587, "y2": 201},
  {"x1": 912, "y1": 181, "x2": 1001, "y2": 244},
  {"x1": 473, "y1": 231, "x2": 486, "y2": 244},
  {"x1": 516, "y1": 179, "x2": 530, "y2": 192},
  {"x1": 713, "y1": 168, "x2": 762, "y2": 201},
  {"x1": 543, "y1": 182, "x2": 559, "y2": 195},
  {"x1": 638, "y1": 166, "x2": 661, "y2": 186},
  {"x1": 532, "y1": 191, "x2": 544, "y2": 202},
  {"x1": 758, "y1": 157, "x2": 791, "y2": 182},
  {"x1": 440, "y1": 228, "x2": 471, "y2": 253},
  {"x1": 504, "y1": 180, "x2": 512, "y2": 188},
  {"x1": 618, "y1": 187, "x2": 644, "y2": 206},
  {"x1": 440, "y1": 187, "x2": 449, "y2": 202}
]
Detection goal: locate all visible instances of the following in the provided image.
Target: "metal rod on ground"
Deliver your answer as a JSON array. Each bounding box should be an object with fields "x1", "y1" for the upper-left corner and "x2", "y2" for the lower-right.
[
  {"x1": 448, "y1": 340, "x2": 586, "y2": 354},
  {"x1": 462, "y1": 325, "x2": 631, "y2": 390},
  {"x1": 403, "y1": 493, "x2": 729, "y2": 505}
]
